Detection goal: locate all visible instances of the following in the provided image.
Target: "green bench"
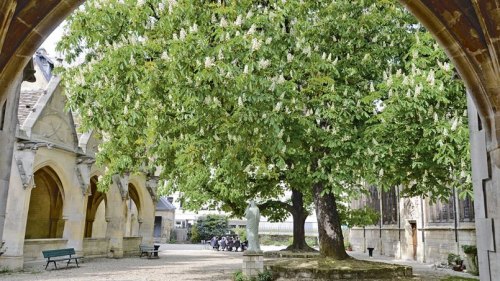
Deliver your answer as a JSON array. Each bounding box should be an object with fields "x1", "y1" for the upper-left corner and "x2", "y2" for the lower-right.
[
  {"x1": 42, "y1": 248, "x2": 83, "y2": 270},
  {"x1": 139, "y1": 244, "x2": 159, "y2": 259}
]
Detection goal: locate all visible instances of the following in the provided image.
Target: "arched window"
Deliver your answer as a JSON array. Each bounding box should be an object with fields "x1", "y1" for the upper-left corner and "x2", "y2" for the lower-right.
[
  {"x1": 459, "y1": 196, "x2": 475, "y2": 222},
  {"x1": 382, "y1": 186, "x2": 398, "y2": 225},
  {"x1": 367, "y1": 185, "x2": 380, "y2": 214},
  {"x1": 428, "y1": 196, "x2": 454, "y2": 223}
]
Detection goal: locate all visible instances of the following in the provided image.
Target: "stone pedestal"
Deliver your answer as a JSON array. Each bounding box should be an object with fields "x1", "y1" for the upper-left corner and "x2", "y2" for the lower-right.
[{"x1": 242, "y1": 252, "x2": 264, "y2": 277}]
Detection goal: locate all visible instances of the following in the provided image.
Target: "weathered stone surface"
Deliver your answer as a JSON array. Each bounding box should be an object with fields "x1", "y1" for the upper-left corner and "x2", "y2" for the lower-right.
[
  {"x1": 243, "y1": 253, "x2": 264, "y2": 277},
  {"x1": 266, "y1": 257, "x2": 412, "y2": 280}
]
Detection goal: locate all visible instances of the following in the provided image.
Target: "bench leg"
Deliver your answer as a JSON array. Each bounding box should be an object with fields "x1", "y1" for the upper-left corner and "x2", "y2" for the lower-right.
[
  {"x1": 45, "y1": 261, "x2": 49, "y2": 270},
  {"x1": 75, "y1": 258, "x2": 79, "y2": 268}
]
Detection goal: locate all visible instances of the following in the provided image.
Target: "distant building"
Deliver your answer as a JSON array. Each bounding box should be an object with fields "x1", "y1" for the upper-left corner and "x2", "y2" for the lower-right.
[
  {"x1": 349, "y1": 185, "x2": 476, "y2": 265},
  {"x1": 154, "y1": 196, "x2": 176, "y2": 243}
]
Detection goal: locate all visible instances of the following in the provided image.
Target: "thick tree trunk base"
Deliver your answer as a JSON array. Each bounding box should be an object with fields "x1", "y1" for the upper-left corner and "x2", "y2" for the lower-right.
[
  {"x1": 313, "y1": 183, "x2": 349, "y2": 260},
  {"x1": 284, "y1": 243, "x2": 317, "y2": 252}
]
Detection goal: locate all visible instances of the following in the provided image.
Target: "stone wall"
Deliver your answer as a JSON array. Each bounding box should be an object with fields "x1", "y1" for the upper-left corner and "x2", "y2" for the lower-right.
[
  {"x1": 350, "y1": 226, "x2": 476, "y2": 264},
  {"x1": 83, "y1": 238, "x2": 109, "y2": 258},
  {"x1": 23, "y1": 238, "x2": 68, "y2": 262},
  {"x1": 123, "y1": 236, "x2": 142, "y2": 256}
]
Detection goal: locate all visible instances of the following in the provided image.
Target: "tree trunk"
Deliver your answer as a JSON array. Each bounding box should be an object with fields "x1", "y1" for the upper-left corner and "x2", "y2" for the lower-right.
[
  {"x1": 286, "y1": 189, "x2": 315, "y2": 252},
  {"x1": 313, "y1": 182, "x2": 349, "y2": 259}
]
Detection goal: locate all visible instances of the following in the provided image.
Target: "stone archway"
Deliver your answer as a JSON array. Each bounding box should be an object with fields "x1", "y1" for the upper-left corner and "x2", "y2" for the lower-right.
[
  {"x1": 84, "y1": 176, "x2": 107, "y2": 238},
  {"x1": 0, "y1": 1, "x2": 499, "y2": 278},
  {"x1": 25, "y1": 166, "x2": 64, "y2": 239},
  {"x1": 125, "y1": 183, "x2": 141, "y2": 237}
]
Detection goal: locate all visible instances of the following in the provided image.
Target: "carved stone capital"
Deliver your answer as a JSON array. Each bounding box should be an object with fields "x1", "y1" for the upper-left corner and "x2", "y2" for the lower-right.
[
  {"x1": 76, "y1": 159, "x2": 93, "y2": 196},
  {"x1": 76, "y1": 155, "x2": 95, "y2": 166},
  {"x1": 17, "y1": 141, "x2": 53, "y2": 151},
  {"x1": 14, "y1": 148, "x2": 36, "y2": 189},
  {"x1": 146, "y1": 176, "x2": 159, "y2": 202}
]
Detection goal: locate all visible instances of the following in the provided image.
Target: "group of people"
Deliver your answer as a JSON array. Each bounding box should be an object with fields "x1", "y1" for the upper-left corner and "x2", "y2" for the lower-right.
[{"x1": 210, "y1": 236, "x2": 247, "y2": 252}]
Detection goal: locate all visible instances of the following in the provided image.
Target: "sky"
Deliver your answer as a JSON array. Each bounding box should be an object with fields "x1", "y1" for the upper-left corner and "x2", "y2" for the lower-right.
[{"x1": 40, "y1": 23, "x2": 64, "y2": 58}]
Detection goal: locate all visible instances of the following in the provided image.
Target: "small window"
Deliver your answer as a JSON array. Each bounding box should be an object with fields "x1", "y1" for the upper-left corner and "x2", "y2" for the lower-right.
[
  {"x1": 459, "y1": 196, "x2": 475, "y2": 222},
  {"x1": 367, "y1": 185, "x2": 380, "y2": 214},
  {"x1": 0, "y1": 100, "x2": 7, "y2": 131}
]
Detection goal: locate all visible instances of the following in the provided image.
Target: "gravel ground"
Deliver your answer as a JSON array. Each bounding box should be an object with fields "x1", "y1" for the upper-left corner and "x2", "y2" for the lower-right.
[
  {"x1": 0, "y1": 244, "x2": 242, "y2": 281},
  {"x1": 0, "y1": 244, "x2": 479, "y2": 281}
]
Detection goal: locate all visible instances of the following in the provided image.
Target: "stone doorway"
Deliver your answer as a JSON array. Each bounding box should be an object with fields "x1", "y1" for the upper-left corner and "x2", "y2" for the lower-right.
[{"x1": 153, "y1": 216, "x2": 161, "y2": 238}]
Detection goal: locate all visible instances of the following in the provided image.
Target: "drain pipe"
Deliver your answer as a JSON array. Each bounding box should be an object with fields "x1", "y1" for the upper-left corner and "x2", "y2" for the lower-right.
[
  {"x1": 420, "y1": 195, "x2": 426, "y2": 263},
  {"x1": 397, "y1": 186, "x2": 402, "y2": 259},
  {"x1": 452, "y1": 187, "x2": 459, "y2": 254}
]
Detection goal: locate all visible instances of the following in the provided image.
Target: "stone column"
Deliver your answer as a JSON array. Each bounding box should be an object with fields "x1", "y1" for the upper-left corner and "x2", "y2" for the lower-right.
[
  {"x1": 105, "y1": 175, "x2": 128, "y2": 258},
  {"x1": 138, "y1": 176, "x2": 158, "y2": 245},
  {"x1": 0, "y1": 73, "x2": 24, "y2": 247},
  {"x1": 0, "y1": 147, "x2": 36, "y2": 270},
  {"x1": 467, "y1": 93, "x2": 498, "y2": 281},
  {"x1": 62, "y1": 163, "x2": 88, "y2": 256}
]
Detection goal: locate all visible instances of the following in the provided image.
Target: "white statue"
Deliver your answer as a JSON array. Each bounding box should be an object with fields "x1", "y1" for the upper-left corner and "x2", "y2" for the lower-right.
[{"x1": 245, "y1": 200, "x2": 261, "y2": 253}]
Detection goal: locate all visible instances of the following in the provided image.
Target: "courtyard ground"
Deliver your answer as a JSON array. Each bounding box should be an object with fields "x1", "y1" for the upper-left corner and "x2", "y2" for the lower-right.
[{"x1": 0, "y1": 244, "x2": 479, "y2": 281}]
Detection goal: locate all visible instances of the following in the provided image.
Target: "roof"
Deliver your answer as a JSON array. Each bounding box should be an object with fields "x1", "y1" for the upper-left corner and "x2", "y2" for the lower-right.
[
  {"x1": 18, "y1": 89, "x2": 45, "y2": 126},
  {"x1": 156, "y1": 197, "x2": 176, "y2": 211},
  {"x1": 33, "y1": 48, "x2": 54, "y2": 81}
]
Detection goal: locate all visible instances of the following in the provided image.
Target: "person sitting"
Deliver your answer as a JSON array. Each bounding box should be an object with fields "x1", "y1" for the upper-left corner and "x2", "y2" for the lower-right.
[
  {"x1": 226, "y1": 237, "x2": 234, "y2": 251},
  {"x1": 219, "y1": 237, "x2": 227, "y2": 251},
  {"x1": 241, "y1": 240, "x2": 248, "y2": 251},
  {"x1": 233, "y1": 238, "x2": 241, "y2": 252},
  {"x1": 211, "y1": 236, "x2": 219, "y2": 251}
]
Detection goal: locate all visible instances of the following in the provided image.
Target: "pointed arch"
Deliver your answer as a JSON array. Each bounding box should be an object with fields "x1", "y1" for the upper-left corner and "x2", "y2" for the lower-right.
[
  {"x1": 25, "y1": 166, "x2": 64, "y2": 239},
  {"x1": 84, "y1": 175, "x2": 107, "y2": 238}
]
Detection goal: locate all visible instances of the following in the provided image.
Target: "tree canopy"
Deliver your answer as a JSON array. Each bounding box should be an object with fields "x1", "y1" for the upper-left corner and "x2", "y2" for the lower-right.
[{"x1": 58, "y1": 0, "x2": 469, "y2": 258}]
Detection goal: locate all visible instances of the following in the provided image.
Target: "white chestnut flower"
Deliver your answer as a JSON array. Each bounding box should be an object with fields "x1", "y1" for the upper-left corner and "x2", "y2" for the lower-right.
[
  {"x1": 234, "y1": 15, "x2": 243, "y2": 26},
  {"x1": 247, "y1": 24, "x2": 256, "y2": 35},
  {"x1": 220, "y1": 17, "x2": 228, "y2": 28},
  {"x1": 189, "y1": 23, "x2": 198, "y2": 33},
  {"x1": 179, "y1": 28, "x2": 187, "y2": 41},
  {"x1": 204, "y1": 56, "x2": 215, "y2": 68},
  {"x1": 258, "y1": 58, "x2": 270, "y2": 69}
]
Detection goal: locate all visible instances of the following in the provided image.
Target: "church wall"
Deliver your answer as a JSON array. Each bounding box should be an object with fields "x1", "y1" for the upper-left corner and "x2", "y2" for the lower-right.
[
  {"x1": 350, "y1": 226, "x2": 476, "y2": 264},
  {"x1": 123, "y1": 237, "x2": 142, "y2": 256},
  {"x1": 350, "y1": 191, "x2": 477, "y2": 265},
  {"x1": 23, "y1": 238, "x2": 68, "y2": 262},
  {"x1": 82, "y1": 237, "x2": 109, "y2": 257}
]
